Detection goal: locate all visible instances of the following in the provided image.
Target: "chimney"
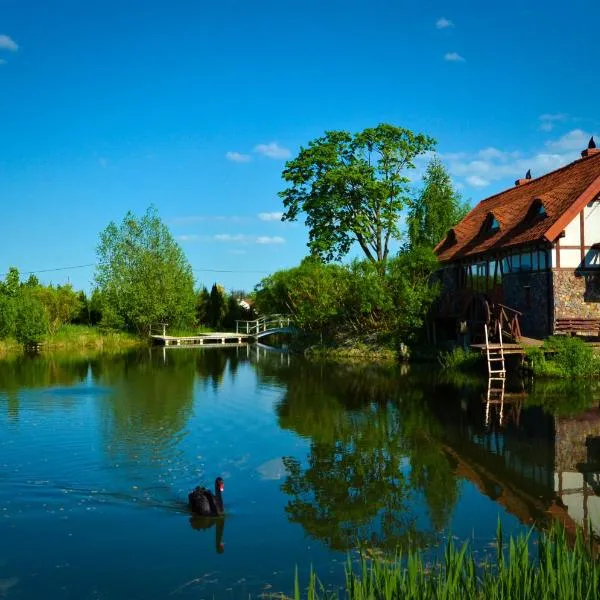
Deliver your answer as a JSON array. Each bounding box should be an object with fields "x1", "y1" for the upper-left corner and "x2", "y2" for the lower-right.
[
  {"x1": 581, "y1": 136, "x2": 600, "y2": 158},
  {"x1": 515, "y1": 169, "x2": 533, "y2": 186}
]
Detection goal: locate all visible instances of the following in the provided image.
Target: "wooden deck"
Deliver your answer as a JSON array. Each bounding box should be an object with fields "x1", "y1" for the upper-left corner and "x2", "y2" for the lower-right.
[
  {"x1": 151, "y1": 333, "x2": 253, "y2": 346},
  {"x1": 471, "y1": 336, "x2": 543, "y2": 356}
]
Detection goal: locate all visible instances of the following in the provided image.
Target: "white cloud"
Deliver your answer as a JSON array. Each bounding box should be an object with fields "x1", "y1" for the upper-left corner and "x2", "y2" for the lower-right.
[
  {"x1": 436, "y1": 17, "x2": 454, "y2": 29},
  {"x1": 539, "y1": 113, "x2": 568, "y2": 132},
  {"x1": 258, "y1": 212, "x2": 283, "y2": 221},
  {"x1": 254, "y1": 142, "x2": 291, "y2": 160},
  {"x1": 466, "y1": 175, "x2": 490, "y2": 187},
  {"x1": 256, "y1": 236, "x2": 285, "y2": 245},
  {"x1": 225, "y1": 151, "x2": 252, "y2": 163},
  {"x1": 214, "y1": 233, "x2": 286, "y2": 245},
  {"x1": 443, "y1": 128, "x2": 597, "y2": 190},
  {"x1": 0, "y1": 35, "x2": 18, "y2": 52},
  {"x1": 444, "y1": 52, "x2": 465, "y2": 62},
  {"x1": 545, "y1": 128, "x2": 590, "y2": 152}
]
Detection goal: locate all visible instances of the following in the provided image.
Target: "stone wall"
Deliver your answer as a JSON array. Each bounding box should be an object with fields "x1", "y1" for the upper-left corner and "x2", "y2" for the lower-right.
[
  {"x1": 553, "y1": 269, "x2": 600, "y2": 320},
  {"x1": 503, "y1": 271, "x2": 551, "y2": 338}
]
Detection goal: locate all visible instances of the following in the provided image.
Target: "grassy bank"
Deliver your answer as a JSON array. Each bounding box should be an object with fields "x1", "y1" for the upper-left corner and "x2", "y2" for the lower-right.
[
  {"x1": 525, "y1": 336, "x2": 600, "y2": 378},
  {"x1": 0, "y1": 324, "x2": 145, "y2": 358},
  {"x1": 304, "y1": 334, "x2": 398, "y2": 364},
  {"x1": 293, "y1": 525, "x2": 598, "y2": 600}
]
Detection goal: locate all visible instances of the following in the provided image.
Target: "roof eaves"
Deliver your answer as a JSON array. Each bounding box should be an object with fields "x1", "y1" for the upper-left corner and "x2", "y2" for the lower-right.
[{"x1": 543, "y1": 174, "x2": 600, "y2": 242}]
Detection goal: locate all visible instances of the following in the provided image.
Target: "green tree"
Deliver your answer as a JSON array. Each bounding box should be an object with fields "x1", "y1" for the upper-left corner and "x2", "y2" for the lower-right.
[
  {"x1": 34, "y1": 284, "x2": 82, "y2": 334},
  {"x1": 195, "y1": 286, "x2": 210, "y2": 326},
  {"x1": 407, "y1": 157, "x2": 469, "y2": 249},
  {"x1": 15, "y1": 290, "x2": 49, "y2": 345},
  {"x1": 387, "y1": 247, "x2": 440, "y2": 338},
  {"x1": 0, "y1": 295, "x2": 17, "y2": 338},
  {"x1": 206, "y1": 283, "x2": 227, "y2": 329},
  {"x1": 255, "y1": 257, "x2": 348, "y2": 337},
  {"x1": 95, "y1": 206, "x2": 196, "y2": 334},
  {"x1": 280, "y1": 124, "x2": 436, "y2": 267}
]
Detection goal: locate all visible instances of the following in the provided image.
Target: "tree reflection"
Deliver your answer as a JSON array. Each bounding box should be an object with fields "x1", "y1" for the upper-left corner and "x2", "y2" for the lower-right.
[
  {"x1": 96, "y1": 351, "x2": 196, "y2": 457},
  {"x1": 270, "y1": 363, "x2": 460, "y2": 553}
]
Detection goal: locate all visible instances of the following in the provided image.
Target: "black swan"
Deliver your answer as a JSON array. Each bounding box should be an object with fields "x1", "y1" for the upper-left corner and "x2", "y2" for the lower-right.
[{"x1": 188, "y1": 477, "x2": 224, "y2": 517}]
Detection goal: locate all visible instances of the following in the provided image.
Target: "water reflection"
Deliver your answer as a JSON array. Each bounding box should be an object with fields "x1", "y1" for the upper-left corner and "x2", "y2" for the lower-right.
[
  {"x1": 3, "y1": 348, "x2": 600, "y2": 599},
  {"x1": 189, "y1": 517, "x2": 225, "y2": 554}
]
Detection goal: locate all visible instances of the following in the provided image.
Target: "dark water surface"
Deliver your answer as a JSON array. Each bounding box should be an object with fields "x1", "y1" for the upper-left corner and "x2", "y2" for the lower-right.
[{"x1": 1, "y1": 347, "x2": 600, "y2": 599}]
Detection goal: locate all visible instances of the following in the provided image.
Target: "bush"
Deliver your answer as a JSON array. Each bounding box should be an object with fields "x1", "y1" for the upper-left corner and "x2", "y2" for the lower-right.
[
  {"x1": 15, "y1": 292, "x2": 49, "y2": 345},
  {"x1": 526, "y1": 336, "x2": 600, "y2": 378},
  {"x1": 437, "y1": 347, "x2": 482, "y2": 371}
]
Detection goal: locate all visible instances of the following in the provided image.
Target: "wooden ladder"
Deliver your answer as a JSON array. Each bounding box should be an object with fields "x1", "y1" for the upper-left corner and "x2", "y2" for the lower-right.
[{"x1": 484, "y1": 322, "x2": 506, "y2": 378}]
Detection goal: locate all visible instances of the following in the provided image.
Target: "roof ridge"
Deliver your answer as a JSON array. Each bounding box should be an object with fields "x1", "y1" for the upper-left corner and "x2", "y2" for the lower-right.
[{"x1": 478, "y1": 151, "x2": 600, "y2": 205}]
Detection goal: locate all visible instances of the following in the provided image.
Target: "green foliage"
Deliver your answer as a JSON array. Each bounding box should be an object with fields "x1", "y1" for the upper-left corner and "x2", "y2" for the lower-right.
[
  {"x1": 94, "y1": 206, "x2": 196, "y2": 334},
  {"x1": 195, "y1": 286, "x2": 210, "y2": 326},
  {"x1": 386, "y1": 247, "x2": 440, "y2": 337},
  {"x1": 15, "y1": 290, "x2": 49, "y2": 345},
  {"x1": 438, "y1": 347, "x2": 482, "y2": 371},
  {"x1": 407, "y1": 157, "x2": 469, "y2": 249},
  {"x1": 526, "y1": 336, "x2": 600, "y2": 378},
  {"x1": 280, "y1": 124, "x2": 436, "y2": 265},
  {"x1": 206, "y1": 283, "x2": 227, "y2": 329},
  {"x1": 0, "y1": 294, "x2": 17, "y2": 338},
  {"x1": 255, "y1": 249, "x2": 439, "y2": 343},
  {"x1": 294, "y1": 525, "x2": 599, "y2": 600},
  {"x1": 33, "y1": 284, "x2": 82, "y2": 334}
]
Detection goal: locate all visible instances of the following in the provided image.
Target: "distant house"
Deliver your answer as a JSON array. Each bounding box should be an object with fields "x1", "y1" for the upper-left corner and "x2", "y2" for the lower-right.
[
  {"x1": 237, "y1": 298, "x2": 254, "y2": 312},
  {"x1": 434, "y1": 138, "x2": 600, "y2": 340}
]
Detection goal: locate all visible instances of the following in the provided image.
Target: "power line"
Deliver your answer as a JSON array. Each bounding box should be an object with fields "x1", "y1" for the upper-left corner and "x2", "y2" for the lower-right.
[
  {"x1": 0, "y1": 263, "x2": 96, "y2": 277},
  {"x1": 0, "y1": 264, "x2": 269, "y2": 278}
]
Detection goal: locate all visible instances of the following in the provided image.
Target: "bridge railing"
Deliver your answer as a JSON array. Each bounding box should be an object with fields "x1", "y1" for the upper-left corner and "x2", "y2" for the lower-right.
[{"x1": 235, "y1": 314, "x2": 292, "y2": 335}]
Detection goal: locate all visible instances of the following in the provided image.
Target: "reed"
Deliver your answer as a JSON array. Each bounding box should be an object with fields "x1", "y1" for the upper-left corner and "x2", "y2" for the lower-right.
[{"x1": 293, "y1": 525, "x2": 599, "y2": 600}]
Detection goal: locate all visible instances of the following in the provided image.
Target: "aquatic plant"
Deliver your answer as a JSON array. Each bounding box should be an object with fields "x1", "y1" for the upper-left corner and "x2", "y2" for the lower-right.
[{"x1": 292, "y1": 525, "x2": 600, "y2": 600}]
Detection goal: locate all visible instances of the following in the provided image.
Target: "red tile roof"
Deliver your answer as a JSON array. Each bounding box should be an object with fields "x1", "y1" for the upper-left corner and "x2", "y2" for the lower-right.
[{"x1": 435, "y1": 152, "x2": 600, "y2": 263}]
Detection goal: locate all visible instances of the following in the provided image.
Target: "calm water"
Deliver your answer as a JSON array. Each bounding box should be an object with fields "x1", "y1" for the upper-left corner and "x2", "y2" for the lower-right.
[{"x1": 1, "y1": 347, "x2": 600, "y2": 599}]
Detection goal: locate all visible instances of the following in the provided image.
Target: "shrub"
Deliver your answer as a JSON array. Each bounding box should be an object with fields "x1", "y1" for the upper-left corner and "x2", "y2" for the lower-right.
[{"x1": 15, "y1": 292, "x2": 49, "y2": 345}]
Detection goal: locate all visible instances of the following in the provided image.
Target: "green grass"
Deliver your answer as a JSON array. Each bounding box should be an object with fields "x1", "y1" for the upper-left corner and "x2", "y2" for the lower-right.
[
  {"x1": 293, "y1": 525, "x2": 599, "y2": 600},
  {"x1": 526, "y1": 336, "x2": 600, "y2": 378},
  {"x1": 437, "y1": 347, "x2": 482, "y2": 371},
  {"x1": 42, "y1": 324, "x2": 144, "y2": 350}
]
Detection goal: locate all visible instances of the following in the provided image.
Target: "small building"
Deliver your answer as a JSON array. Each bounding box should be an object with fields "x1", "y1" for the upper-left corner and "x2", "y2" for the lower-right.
[{"x1": 434, "y1": 138, "x2": 600, "y2": 340}]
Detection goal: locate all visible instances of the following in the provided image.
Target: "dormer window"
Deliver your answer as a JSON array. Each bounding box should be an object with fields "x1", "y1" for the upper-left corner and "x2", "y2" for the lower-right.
[
  {"x1": 481, "y1": 212, "x2": 500, "y2": 236},
  {"x1": 527, "y1": 198, "x2": 547, "y2": 219}
]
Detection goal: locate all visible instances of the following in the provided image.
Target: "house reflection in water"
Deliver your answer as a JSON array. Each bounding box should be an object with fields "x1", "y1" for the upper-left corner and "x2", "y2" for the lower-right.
[
  {"x1": 445, "y1": 379, "x2": 600, "y2": 539},
  {"x1": 554, "y1": 412, "x2": 600, "y2": 535}
]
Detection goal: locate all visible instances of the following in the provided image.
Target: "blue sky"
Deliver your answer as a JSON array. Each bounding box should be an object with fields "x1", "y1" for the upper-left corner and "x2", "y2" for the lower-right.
[{"x1": 1, "y1": 0, "x2": 599, "y2": 293}]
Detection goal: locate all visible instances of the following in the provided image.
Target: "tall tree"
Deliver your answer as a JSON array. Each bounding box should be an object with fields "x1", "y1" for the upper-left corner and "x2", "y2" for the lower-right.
[
  {"x1": 407, "y1": 157, "x2": 469, "y2": 249},
  {"x1": 206, "y1": 283, "x2": 227, "y2": 329},
  {"x1": 280, "y1": 124, "x2": 436, "y2": 267},
  {"x1": 95, "y1": 207, "x2": 196, "y2": 334}
]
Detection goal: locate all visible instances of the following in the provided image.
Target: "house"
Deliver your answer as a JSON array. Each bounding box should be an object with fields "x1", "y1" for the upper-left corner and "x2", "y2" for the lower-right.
[{"x1": 434, "y1": 137, "x2": 600, "y2": 340}]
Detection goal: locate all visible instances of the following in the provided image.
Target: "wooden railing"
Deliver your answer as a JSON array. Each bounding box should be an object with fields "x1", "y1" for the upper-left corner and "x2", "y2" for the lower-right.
[{"x1": 493, "y1": 303, "x2": 522, "y2": 341}]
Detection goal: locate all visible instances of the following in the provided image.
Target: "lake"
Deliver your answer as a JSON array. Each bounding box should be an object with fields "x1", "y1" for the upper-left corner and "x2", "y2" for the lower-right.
[{"x1": 1, "y1": 346, "x2": 600, "y2": 599}]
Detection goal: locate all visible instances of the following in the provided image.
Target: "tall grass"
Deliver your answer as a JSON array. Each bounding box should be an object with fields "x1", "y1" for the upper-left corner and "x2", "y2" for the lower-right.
[
  {"x1": 526, "y1": 336, "x2": 600, "y2": 378},
  {"x1": 294, "y1": 525, "x2": 599, "y2": 600},
  {"x1": 437, "y1": 347, "x2": 482, "y2": 371}
]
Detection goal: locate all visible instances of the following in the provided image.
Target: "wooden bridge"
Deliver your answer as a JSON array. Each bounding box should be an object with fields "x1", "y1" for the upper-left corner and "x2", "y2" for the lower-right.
[{"x1": 150, "y1": 315, "x2": 294, "y2": 347}]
